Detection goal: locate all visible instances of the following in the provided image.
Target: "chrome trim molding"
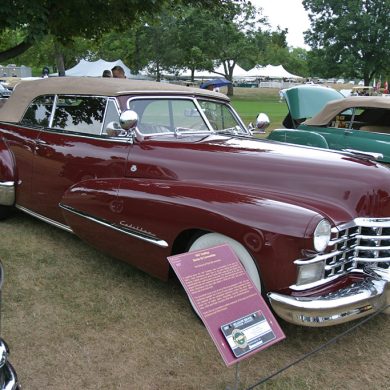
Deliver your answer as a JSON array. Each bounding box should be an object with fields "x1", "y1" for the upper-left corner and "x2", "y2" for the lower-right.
[
  {"x1": 269, "y1": 275, "x2": 389, "y2": 327},
  {"x1": 342, "y1": 148, "x2": 383, "y2": 161},
  {"x1": 15, "y1": 205, "x2": 73, "y2": 233},
  {"x1": 0, "y1": 181, "x2": 15, "y2": 206},
  {"x1": 60, "y1": 203, "x2": 169, "y2": 248}
]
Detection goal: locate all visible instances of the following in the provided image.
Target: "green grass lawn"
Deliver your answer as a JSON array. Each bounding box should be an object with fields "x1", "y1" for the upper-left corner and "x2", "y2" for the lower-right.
[{"x1": 229, "y1": 87, "x2": 288, "y2": 131}]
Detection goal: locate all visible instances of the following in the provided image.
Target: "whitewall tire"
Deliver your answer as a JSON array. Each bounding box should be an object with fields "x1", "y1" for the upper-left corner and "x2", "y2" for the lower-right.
[{"x1": 188, "y1": 232, "x2": 261, "y2": 293}]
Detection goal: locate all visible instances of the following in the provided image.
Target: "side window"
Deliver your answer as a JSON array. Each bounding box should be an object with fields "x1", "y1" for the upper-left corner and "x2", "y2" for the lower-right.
[
  {"x1": 329, "y1": 108, "x2": 357, "y2": 129},
  {"x1": 52, "y1": 96, "x2": 107, "y2": 135},
  {"x1": 102, "y1": 99, "x2": 120, "y2": 134},
  {"x1": 20, "y1": 95, "x2": 54, "y2": 127}
]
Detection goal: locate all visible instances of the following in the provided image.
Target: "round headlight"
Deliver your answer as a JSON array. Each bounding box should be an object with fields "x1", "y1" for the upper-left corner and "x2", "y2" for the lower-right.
[{"x1": 313, "y1": 219, "x2": 331, "y2": 252}]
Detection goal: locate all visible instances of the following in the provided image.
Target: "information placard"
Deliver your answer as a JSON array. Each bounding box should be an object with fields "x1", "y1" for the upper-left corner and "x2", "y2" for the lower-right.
[{"x1": 168, "y1": 244, "x2": 285, "y2": 366}]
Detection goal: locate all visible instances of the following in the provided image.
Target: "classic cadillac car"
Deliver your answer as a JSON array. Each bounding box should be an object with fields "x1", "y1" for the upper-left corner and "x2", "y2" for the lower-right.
[
  {"x1": 0, "y1": 77, "x2": 389, "y2": 327},
  {"x1": 268, "y1": 85, "x2": 390, "y2": 164}
]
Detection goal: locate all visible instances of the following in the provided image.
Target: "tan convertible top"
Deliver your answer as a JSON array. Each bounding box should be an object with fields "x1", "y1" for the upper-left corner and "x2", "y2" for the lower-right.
[
  {"x1": 305, "y1": 96, "x2": 390, "y2": 126},
  {"x1": 0, "y1": 77, "x2": 229, "y2": 123}
]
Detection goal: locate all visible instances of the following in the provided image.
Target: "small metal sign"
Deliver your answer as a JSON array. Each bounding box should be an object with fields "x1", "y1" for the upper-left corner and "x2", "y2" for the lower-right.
[{"x1": 221, "y1": 311, "x2": 276, "y2": 358}]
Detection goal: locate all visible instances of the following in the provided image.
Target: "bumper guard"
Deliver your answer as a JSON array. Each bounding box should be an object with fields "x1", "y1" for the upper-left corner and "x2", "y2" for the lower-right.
[{"x1": 268, "y1": 268, "x2": 390, "y2": 327}]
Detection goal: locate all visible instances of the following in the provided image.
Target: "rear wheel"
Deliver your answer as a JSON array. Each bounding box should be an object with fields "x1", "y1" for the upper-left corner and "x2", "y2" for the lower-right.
[{"x1": 188, "y1": 232, "x2": 262, "y2": 292}]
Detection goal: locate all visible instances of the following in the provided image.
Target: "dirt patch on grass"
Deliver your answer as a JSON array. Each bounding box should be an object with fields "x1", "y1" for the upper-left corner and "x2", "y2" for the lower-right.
[{"x1": 1, "y1": 212, "x2": 389, "y2": 389}]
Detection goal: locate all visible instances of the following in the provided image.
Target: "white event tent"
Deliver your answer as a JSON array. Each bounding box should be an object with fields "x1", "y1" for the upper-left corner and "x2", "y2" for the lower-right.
[
  {"x1": 246, "y1": 64, "x2": 302, "y2": 79},
  {"x1": 178, "y1": 64, "x2": 249, "y2": 79},
  {"x1": 65, "y1": 59, "x2": 142, "y2": 78}
]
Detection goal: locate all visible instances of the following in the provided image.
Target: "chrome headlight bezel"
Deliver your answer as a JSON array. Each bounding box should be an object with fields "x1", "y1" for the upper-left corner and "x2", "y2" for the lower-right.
[{"x1": 313, "y1": 219, "x2": 332, "y2": 253}]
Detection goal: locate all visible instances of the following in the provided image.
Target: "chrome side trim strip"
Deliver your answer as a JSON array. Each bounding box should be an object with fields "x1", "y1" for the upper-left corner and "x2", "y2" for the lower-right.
[
  {"x1": 15, "y1": 205, "x2": 73, "y2": 233},
  {"x1": 60, "y1": 203, "x2": 169, "y2": 248},
  {"x1": 0, "y1": 181, "x2": 15, "y2": 206}
]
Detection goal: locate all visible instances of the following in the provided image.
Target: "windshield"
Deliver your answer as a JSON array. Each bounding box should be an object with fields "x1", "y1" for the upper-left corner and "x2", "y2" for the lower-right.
[{"x1": 127, "y1": 97, "x2": 246, "y2": 135}]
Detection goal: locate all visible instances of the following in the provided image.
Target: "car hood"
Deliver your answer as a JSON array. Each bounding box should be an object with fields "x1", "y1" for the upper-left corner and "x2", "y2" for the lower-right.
[
  {"x1": 283, "y1": 85, "x2": 344, "y2": 121},
  {"x1": 134, "y1": 134, "x2": 390, "y2": 226}
]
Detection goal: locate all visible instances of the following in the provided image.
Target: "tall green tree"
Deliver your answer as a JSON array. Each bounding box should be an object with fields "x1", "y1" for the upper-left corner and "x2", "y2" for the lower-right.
[
  {"x1": 303, "y1": 0, "x2": 390, "y2": 85},
  {"x1": 0, "y1": 0, "x2": 231, "y2": 73},
  {"x1": 174, "y1": 7, "x2": 216, "y2": 81},
  {"x1": 196, "y1": 1, "x2": 266, "y2": 95},
  {"x1": 284, "y1": 48, "x2": 309, "y2": 78}
]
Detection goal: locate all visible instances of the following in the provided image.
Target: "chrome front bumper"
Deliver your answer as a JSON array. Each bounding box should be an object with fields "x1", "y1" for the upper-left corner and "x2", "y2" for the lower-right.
[{"x1": 268, "y1": 269, "x2": 390, "y2": 327}]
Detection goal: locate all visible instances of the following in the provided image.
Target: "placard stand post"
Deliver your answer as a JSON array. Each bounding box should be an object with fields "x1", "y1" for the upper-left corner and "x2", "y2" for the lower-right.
[{"x1": 225, "y1": 362, "x2": 240, "y2": 390}]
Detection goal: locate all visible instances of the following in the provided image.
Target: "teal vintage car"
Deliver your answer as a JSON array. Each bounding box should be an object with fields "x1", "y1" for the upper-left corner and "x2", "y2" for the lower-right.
[{"x1": 268, "y1": 85, "x2": 390, "y2": 164}]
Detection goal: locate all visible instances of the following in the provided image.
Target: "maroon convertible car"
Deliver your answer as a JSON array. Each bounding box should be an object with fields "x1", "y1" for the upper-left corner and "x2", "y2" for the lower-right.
[{"x1": 0, "y1": 77, "x2": 389, "y2": 327}]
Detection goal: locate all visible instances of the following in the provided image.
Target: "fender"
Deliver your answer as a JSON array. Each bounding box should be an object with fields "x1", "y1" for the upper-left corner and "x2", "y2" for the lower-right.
[
  {"x1": 268, "y1": 129, "x2": 329, "y2": 149},
  {"x1": 59, "y1": 178, "x2": 323, "y2": 283},
  {"x1": 0, "y1": 138, "x2": 16, "y2": 206}
]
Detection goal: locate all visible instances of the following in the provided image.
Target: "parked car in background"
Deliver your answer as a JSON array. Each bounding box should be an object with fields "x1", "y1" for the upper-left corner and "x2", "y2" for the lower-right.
[
  {"x1": 0, "y1": 84, "x2": 11, "y2": 99},
  {"x1": 267, "y1": 85, "x2": 390, "y2": 164},
  {"x1": 351, "y1": 86, "x2": 374, "y2": 96},
  {"x1": 0, "y1": 261, "x2": 20, "y2": 390},
  {"x1": 0, "y1": 77, "x2": 389, "y2": 327}
]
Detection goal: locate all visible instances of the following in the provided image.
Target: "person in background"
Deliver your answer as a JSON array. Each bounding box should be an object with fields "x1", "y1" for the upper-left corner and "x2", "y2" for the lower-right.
[
  {"x1": 111, "y1": 66, "x2": 126, "y2": 78},
  {"x1": 102, "y1": 69, "x2": 112, "y2": 78}
]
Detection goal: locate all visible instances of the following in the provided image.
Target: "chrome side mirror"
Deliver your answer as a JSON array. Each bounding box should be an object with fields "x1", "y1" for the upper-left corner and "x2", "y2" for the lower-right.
[
  {"x1": 249, "y1": 113, "x2": 270, "y2": 134},
  {"x1": 119, "y1": 110, "x2": 144, "y2": 142},
  {"x1": 119, "y1": 110, "x2": 138, "y2": 130}
]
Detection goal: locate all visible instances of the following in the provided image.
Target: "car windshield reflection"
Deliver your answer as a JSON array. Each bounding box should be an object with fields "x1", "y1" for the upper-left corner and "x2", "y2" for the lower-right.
[{"x1": 127, "y1": 97, "x2": 246, "y2": 136}]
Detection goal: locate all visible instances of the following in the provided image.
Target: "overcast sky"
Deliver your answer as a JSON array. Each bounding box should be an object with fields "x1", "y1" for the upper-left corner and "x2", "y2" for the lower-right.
[{"x1": 251, "y1": 0, "x2": 310, "y2": 48}]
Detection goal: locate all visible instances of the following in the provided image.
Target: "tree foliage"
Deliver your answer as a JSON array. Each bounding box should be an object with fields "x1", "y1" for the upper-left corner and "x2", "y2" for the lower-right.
[
  {"x1": 303, "y1": 0, "x2": 390, "y2": 85},
  {"x1": 0, "y1": 0, "x2": 232, "y2": 64},
  {"x1": 1, "y1": 1, "x2": 303, "y2": 89}
]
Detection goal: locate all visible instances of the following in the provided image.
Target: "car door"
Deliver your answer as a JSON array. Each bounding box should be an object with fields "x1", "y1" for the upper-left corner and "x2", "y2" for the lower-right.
[
  {"x1": 31, "y1": 95, "x2": 131, "y2": 224},
  {"x1": 5, "y1": 95, "x2": 55, "y2": 207}
]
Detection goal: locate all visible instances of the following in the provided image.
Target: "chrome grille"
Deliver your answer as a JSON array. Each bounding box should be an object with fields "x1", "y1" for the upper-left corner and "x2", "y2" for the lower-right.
[
  {"x1": 292, "y1": 218, "x2": 390, "y2": 291},
  {"x1": 327, "y1": 218, "x2": 390, "y2": 278}
]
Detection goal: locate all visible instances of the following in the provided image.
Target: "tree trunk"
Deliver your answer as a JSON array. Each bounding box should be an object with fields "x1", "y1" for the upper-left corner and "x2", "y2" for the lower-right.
[
  {"x1": 55, "y1": 45, "x2": 66, "y2": 76},
  {"x1": 156, "y1": 62, "x2": 161, "y2": 82}
]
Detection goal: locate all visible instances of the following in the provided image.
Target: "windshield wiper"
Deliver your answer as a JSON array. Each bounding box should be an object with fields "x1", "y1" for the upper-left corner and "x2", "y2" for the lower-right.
[
  {"x1": 174, "y1": 127, "x2": 212, "y2": 137},
  {"x1": 215, "y1": 126, "x2": 249, "y2": 135}
]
